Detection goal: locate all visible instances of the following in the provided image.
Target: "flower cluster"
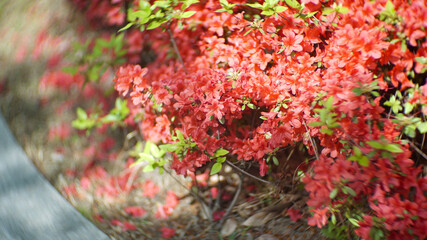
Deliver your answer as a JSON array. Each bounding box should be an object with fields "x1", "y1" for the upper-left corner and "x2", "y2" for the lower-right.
[{"x1": 65, "y1": 0, "x2": 427, "y2": 238}]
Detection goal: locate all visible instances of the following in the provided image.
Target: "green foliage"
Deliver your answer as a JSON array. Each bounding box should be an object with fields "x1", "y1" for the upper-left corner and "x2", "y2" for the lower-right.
[
  {"x1": 101, "y1": 98, "x2": 130, "y2": 124},
  {"x1": 384, "y1": 95, "x2": 402, "y2": 114},
  {"x1": 366, "y1": 140, "x2": 403, "y2": 153},
  {"x1": 216, "y1": 0, "x2": 235, "y2": 14},
  {"x1": 309, "y1": 96, "x2": 340, "y2": 135},
  {"x1": 209, "y1": 148, "x2": 229, "y2": 175},
  {"x1": 120, "y1": 0, "x2": 199, "y2": 32},
  {"x1": 72, "y1": 107, "x2": 98, "y2": 132},
  {"x1": 348, "y1": 146, "x2": 370, "y2": 167},
  {"x1": 352, "y1": 80, "x2": 380, "y2": 98},
  {"x1": 265, "y1": 147, "x2": 280, "y2": 166},
  {"x1": 322, "y1": 3, "x2": 349, "y2": 16},
  {"x1": 72, "y1": 98, "x2": 130, "y2": 133},
  {"x1": 160, "y1": 129, "x2": 197, "y2": 160},
  {"x1": 378, "y1": 0, "x2": 398, "y2": 24},
  {"x1": 132, "y1": 141, "x2": 169, "y2": 173},
  {"x1": 236, "y1": 96, "x2": 257, "y2": 111},
  {"x1": 246, "y1": 0, "x2": 287, "y2": 17},
  {"x1": 64, "y1": 34, "x2": 126, "y2": 84}
]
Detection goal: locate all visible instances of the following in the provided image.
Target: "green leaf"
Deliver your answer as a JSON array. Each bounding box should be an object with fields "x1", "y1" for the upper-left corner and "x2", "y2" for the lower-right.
[
  {"x1": 217, "y1": 156, "x2": 226, "y2": 164},
  {"x1": 214, "y1": 148, "x2": 229, "y2": 157},
  {"x1": 160, "y1": 143, "x2": 179, "y2": 152},
  {"x1": 180, "y1": 10, "x2": 196, "y2": 18},
  {"x1": 150, "y1": 143, "x2": 162, "y2": 158},
  {"x1": 76, "y1": 107, "x2": 88, "y2": 120},
  {"x1": 329, "y1": 188, "x2": 338, "y2": 199},
  {"x1": 415, "y1": 56, "x2": 427, "y2": 65},
  {"x1": 62, "y1": 66, "x2": 79, "y2": 75},
  {"x1": 404, "y1": 124, "x2": 417, "y2": 138},
  {"x1": 308, "y1": 121, "x2": 324, "y2": 127},
  {"x1": 101, "y1": 114, "x2": 119, "y2": 123},
  {"x1": 320, "y1": 128, "x2": 333, "y2": 135},
  {"x1": 285, "y1": 0, "x2": 300, "y2": 9},
  {"x1": 210, "y1": 162, "x2": 222, "y2": 175},
  {"x1": 322, "y1": 7, "x2": 334, "y2": 15},
  {"x1": 119, "y1": 22, "x2": 134, "y2": 32},
  {"x1": 272, "y1": 156, "x2": 279, "y2": 165},
  {"x1": 324, "y1": 96, "x2": 334, "y2": 109},
  {"x1": 182, "y1": 0, "x2": 199, "y2": 10},
  {"x1": 247, "y1": 2, "x2": 264, "y2": 9},
  {"x1": 348, "y1": 218, "x2": 360, "y2": 227},
  {"x1": 176, "y1": 129, "x2": 185, "y2": 142},
  {"x1": 417, "y1": 122, "x2": 427, "y2": 133},
  {"x1": 274, "y1": 5, "x2": 288, "y2": 13},
  {"x1": 331, "y1": 214, "x2": 337, "y2": 225},
  {"x1": 343, "y1": 186, "x2": 356, "y2": 196},
  {"x1": 147, "y1": 20, "x2": 163, "y2": 30},
  {"x1": 261, "y1": 9, "x2": 275, "y2": 16},
  {"x1": 383, "y1": 144, "x2": 403, "y2": 153},
  {"x1": 353, "y1": 146, "x2": 362, "y2": 156},
  {"x1": 337, "y1": 6, "x2": 349, "y2": 14},
  {"x1": 305, "y1": 11, "x2": 318, "y2": 18},
  {"x1": 139, "y1": 152, "x2": 154, "y2": 162},
  {"x1": 143, "y1": 164, "x2": 155, "y2": 172},
  {"x1": 357, "y1": 156, "x2": 369, "y2": 167},
  {"x1": 366, "y1": 140, "x2": 384, "y2": 150}
]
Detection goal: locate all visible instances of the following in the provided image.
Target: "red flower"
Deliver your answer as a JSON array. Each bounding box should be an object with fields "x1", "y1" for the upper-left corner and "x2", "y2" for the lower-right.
[
  {"x1": 287, "y1": 208, "x2": 302, "y2": 222},
  {"x1": 307, "y1": 207, "x2": 329, "y2": 228},
  {"x1": 161, "y1": 227, "x2": 176, "y2": 239},
  {"x1": 124, "y1": 206, "x2": 146, "y2": 217},
  {"x1": 142, "y1": 180, "x2": 160, "y2": 198},
  {"x1": 281, "y1": 30, "x2": 303, "y2": 55},
  {"x1": 123, "y1": 221, "x2": 137, "y2": 231}
]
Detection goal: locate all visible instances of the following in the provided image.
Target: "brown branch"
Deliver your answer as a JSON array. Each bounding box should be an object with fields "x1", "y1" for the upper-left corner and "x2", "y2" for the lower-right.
[
  {"x1": 167, "y1": 28, "x2": 187, "y2": 74},
  {"x1": 225, "y1": 160, "x2": 274, "y2": 185},
  {"x1": 302, "y1": 120, "x2": 320, "y2": 160},
  {"x1": 164, "y1": 168, "x2": 212, "y2": 222},
  {"x1": 219, "y1": 174, "x2": 243, "y2": 228},
  {"x1": 409, "y1": 141, "x2": 427, "y2": 160}
]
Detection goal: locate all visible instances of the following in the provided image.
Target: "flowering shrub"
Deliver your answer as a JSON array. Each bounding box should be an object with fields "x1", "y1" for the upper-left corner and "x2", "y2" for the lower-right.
[{"x1": 52, "y1": 0, "x2": 427, "y2": 238}]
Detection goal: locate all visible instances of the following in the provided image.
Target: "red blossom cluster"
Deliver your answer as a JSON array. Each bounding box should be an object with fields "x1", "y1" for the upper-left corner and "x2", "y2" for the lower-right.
[
  {"x1": 104, "y1": 0, "x2": 427, "y2": 238},
  {"x1": 36, "y1": 0, "x2": 427, "y2": 238}
]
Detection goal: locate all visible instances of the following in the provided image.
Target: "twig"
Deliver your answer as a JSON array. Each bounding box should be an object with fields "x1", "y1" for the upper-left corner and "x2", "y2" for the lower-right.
[
  {"x1": 225, "y1": 160, "x2": 274, "y2": 185},
  {"x1": 167, "y1": 28, "x2": 187, "y2": 74},
  {"x1": 409, "y1": 141, "x2": 427, "y2": 160},
  {"x1": 219, "y1": 174, "x2": 243, "y2": 228},
  {"x1": 164, "y1": 168, "x2": 213, "y2": 222},
  {"x1": 277, "y1": 13, "x2": 306, "y2": 28},
  {"x1": 302, "y1": 120, "x2": 320, "y2": 160}
]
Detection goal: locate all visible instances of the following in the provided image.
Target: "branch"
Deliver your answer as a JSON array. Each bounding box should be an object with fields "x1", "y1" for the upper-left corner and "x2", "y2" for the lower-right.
[
  {"x1": 409, "y1": 141, "x2": 427, "y2": 160},
  {"x1": 302, "y1": 120, "x2": 320, "y2": 160},
  {"x1": 167, "y1": 28, "x2": 187, "y2": 74},
  {"x1": 225, "y1": 160, "x2": 274, "y2": 185},
  {"x1": 164, "y1": 168, "x2": 212, "y2": 222},
  {"x1": 219, "y1": 174, "x2": 243, "y2": 228}
]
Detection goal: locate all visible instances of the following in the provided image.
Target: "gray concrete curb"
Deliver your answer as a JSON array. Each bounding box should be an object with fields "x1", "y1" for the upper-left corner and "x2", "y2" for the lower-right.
[{"x1": 0, "y1": 112, "x2": 110, "y2": 240}]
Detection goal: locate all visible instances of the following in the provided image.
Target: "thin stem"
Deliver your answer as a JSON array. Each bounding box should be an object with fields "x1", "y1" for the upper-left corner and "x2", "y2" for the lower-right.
[
  {"x1": 164, "y1": 168, "x2": 212, "y2": 222},
  {"x1": 225, "y1": 160, "x2": 274, "y2": 185},
  {"x1": 219, "y1": 174, "x2": 243, "y2": 228},
  {"x1": 277, "y1": 13, "x2": 306, "y2": 28},
  {"x1": 409, "y1": 141, "x2": 427, "y2": 160},
  {"x1": 302, "y1": 120, "x2": 320, "y2": 160},
  {"x1": 167, "y1": 28, "x2": 187, "y2": 74}
]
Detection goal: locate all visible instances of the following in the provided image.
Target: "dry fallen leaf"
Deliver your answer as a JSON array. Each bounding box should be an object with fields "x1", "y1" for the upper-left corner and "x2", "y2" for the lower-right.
[
  {"x1": 221, "y1": 218, "x2": 237, "y2": 237},
  {"x1": 242, "y1": 211, "x2": 277, "y2": 227}
]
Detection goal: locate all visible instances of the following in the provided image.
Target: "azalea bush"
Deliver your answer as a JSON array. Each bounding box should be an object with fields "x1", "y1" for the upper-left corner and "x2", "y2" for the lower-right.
[{"x1": 41, "y1": 0, "x2": 427, "y2": 239}]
